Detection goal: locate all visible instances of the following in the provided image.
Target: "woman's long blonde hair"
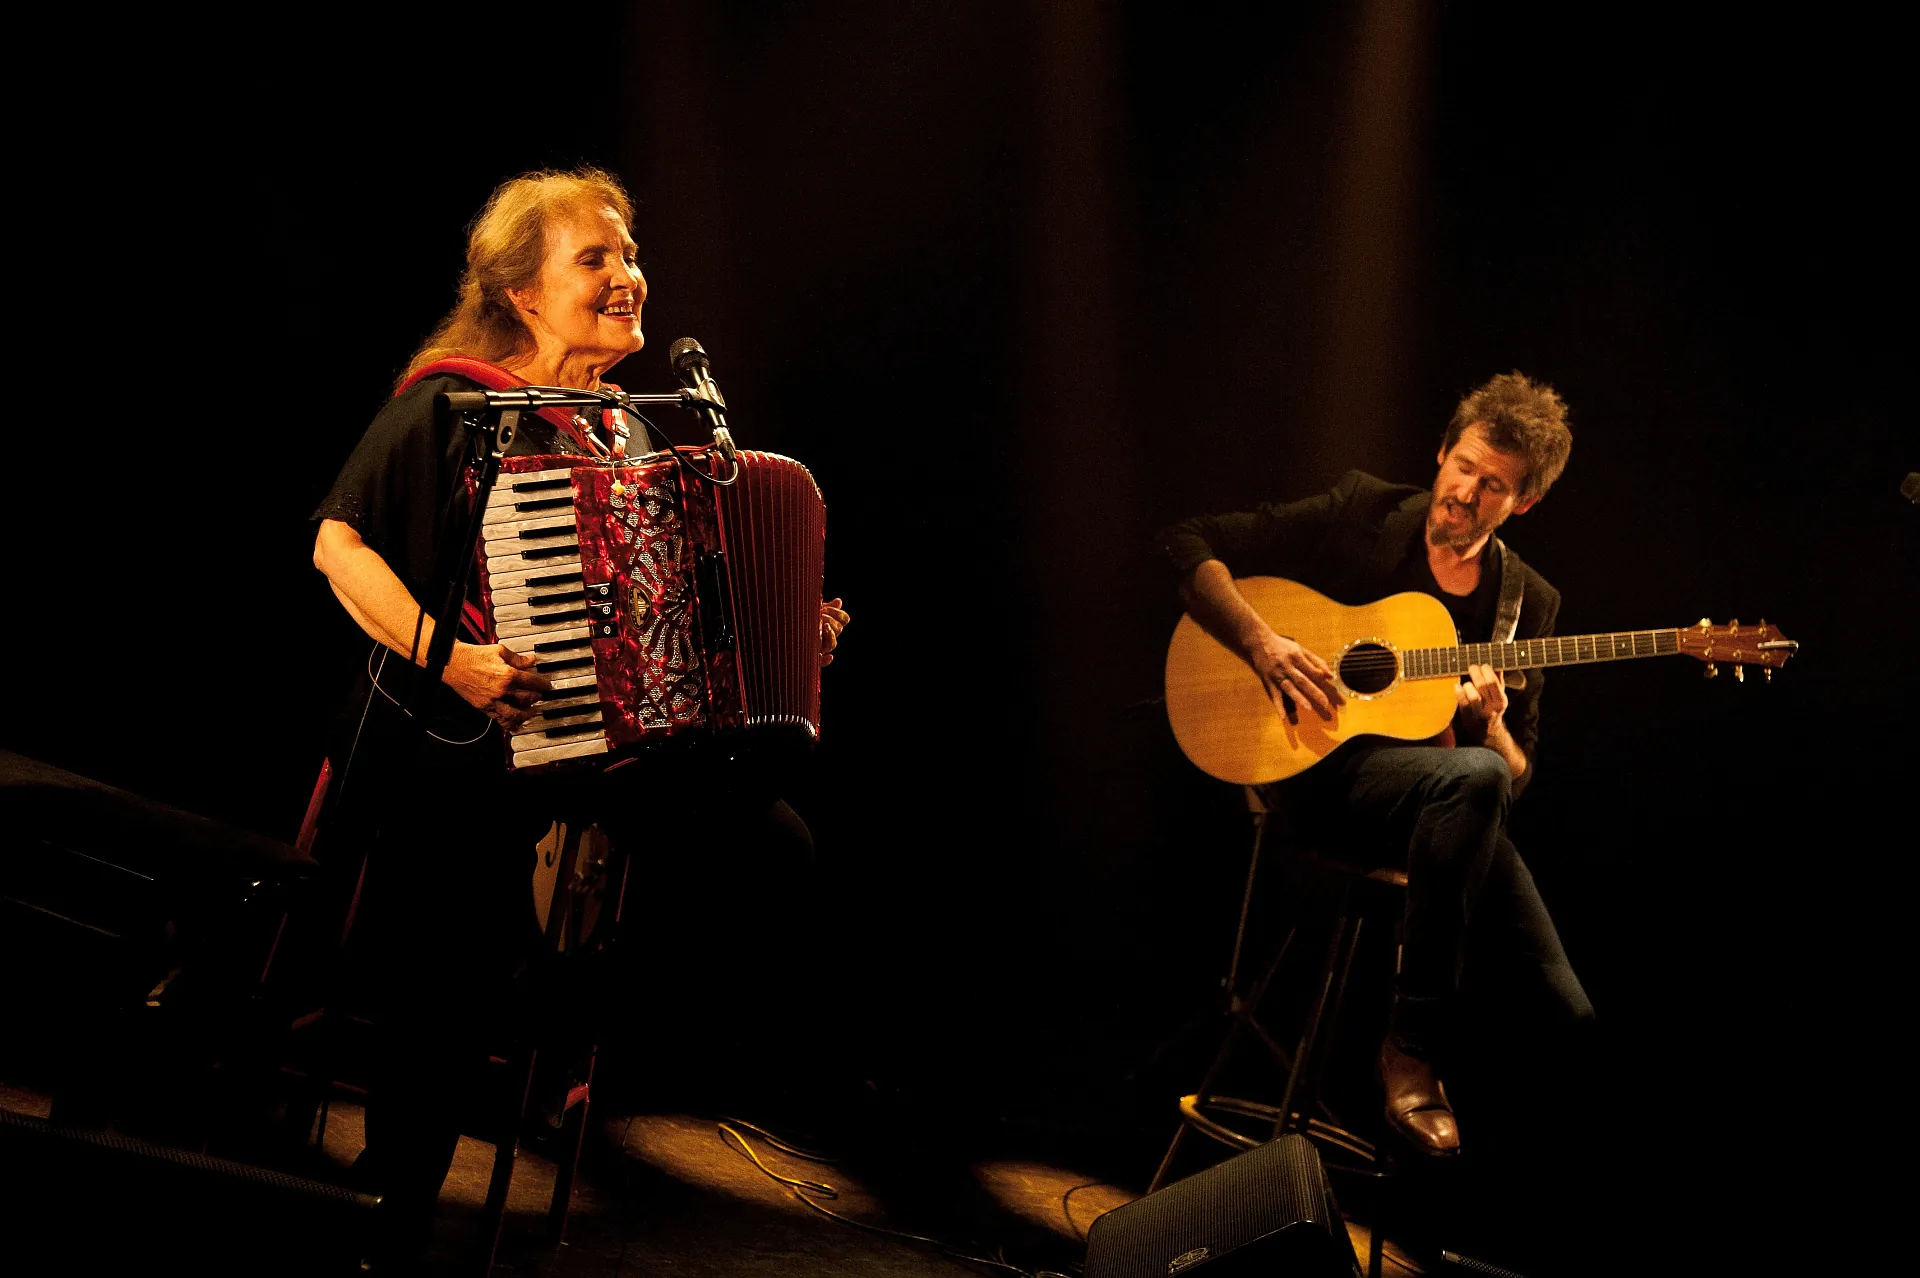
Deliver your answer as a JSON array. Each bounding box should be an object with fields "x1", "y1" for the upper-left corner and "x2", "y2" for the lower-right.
[{"x1": 400, "y1": 166, "x2": 636, "y2": 387}]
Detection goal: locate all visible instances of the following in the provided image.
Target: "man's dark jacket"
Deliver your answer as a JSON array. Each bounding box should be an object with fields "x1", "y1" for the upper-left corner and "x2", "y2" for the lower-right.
[{"x1": 1159, "y1": 470, "x2": 1560, "y2": 797}]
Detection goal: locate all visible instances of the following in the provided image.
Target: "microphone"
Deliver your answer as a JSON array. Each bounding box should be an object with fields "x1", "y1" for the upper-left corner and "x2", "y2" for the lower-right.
[
  {"x1": 669, "y1": 337, "x2": 726, "y2": 410},
  {"x1": 669, "y1": 336, "x2": 736, "y2": 461}
]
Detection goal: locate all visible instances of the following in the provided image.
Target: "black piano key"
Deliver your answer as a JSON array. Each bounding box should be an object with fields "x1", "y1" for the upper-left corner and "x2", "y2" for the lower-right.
[
  {"x1": 536, "y1": 721, "x2": 606, "y2": 740},
  {"x1": 532, "y1": 702, "x2": 605, "y2": 722},
  {"x1": 509, "y1": 495, "x2": 574, "y2": 514}
]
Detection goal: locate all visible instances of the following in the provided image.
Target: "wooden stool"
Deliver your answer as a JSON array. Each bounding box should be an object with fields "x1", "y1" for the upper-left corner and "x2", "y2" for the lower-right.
[{"x1": 275, "y1": 766, "x2": 626, "y2": 1275}]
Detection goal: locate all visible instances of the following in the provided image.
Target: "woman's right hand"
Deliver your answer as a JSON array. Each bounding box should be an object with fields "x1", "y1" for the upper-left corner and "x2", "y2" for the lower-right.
[{"x1": 443, "y1": 642, "x2": 553, "y2": 728}]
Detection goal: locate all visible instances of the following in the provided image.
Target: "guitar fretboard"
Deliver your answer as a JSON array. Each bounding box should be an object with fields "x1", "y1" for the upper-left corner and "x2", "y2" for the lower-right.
[{"x1": 1403, "y1": 630, "x2": 1681, "y2": 680}]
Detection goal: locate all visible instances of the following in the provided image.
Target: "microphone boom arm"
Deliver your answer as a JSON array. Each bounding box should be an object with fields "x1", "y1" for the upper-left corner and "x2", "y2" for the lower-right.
[{"x1": 435, "y1": 384, "x2": 741, "y2": 483}]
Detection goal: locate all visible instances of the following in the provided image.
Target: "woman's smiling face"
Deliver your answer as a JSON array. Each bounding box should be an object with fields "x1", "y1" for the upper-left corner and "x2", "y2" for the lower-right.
[{"x1": 512, "y1": 204, "x2": 647, "y2": 370}]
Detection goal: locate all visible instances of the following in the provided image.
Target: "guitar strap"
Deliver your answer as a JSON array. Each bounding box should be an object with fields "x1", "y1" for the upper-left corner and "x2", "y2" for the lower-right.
[
  {"x1": 1490, "y1": 536, "x2": 1524, "y2": 644},
  {"x1": 1491, "y1": 535, "x2": 1528, "y2": 689}
]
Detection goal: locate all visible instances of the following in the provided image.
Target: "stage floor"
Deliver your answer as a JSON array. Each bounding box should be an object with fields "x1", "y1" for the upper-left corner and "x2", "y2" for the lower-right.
[{"x1": 0, "y1": 1080, "x2": 1415, "y2": 1276}]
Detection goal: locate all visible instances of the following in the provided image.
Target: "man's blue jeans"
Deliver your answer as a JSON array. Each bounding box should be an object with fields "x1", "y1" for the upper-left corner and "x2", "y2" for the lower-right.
[{"x1": 1281, "y1": 743, "x2": 1593, "y2": 1060}]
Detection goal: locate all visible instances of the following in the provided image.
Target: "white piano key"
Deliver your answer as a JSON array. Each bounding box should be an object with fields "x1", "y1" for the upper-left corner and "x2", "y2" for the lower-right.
[
  {"x1": 546, "y1": 672, "x2": 600, "y2": 695},
  {"x1": 491, "y1": 584, "x2": 587, "y2": 609},
  {"x1": 493, "y1": 597, "x2": 592, "y2": 623},
  {"x1": 530, "y1": 691, "x2": 602, "y2": 714},
  {"x1": 483, "y1": 511, "x2": 579, "y2": 541},
  {"x1": 489, "y1": 466, "x2": 577, "y2": 498},
  {"x1": 501, "y1": 624, "x2": 592, "y2": 655},
  {"x1": 487, "y1": 541, "x2": 581, "y2": 576},
  {"x1": 509, "y1": 737, "x2": 611, "y2": 769},
  {"x1": 497, "y1": 612, "x2": 591, "y2": 639},
  {"x1": 484, "y1": 490, "x2": 575, "y2": 521},
  {"x1": 513, "y1": 707, "x2": 604, "y2": 733},
  {"x1": 487, "y1": 559, "x2": 582, "y2": 592},
  {"x1": 484, "y1": 469, "x2": 577, "y2": 523},
  {"x1": 509, "y1": 723, "x2": 605, "y2": 750}
]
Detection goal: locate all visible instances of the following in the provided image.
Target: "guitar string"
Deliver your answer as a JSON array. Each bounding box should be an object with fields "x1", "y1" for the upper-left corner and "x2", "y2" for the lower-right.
[{"x1": 1336, "y1": 630, "x2": 1685, "y2": 679}]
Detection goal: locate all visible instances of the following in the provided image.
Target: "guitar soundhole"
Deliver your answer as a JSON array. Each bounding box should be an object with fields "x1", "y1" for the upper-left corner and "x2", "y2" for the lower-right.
[{"x1": 1339, "y1": 642, "x2": 1398, "y2": 695}]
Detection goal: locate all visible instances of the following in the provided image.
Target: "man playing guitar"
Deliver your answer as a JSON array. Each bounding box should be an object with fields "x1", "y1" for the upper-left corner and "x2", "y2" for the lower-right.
[{"x1": 1159, "y1": 372, "x2": 1593, "y2": 1157}]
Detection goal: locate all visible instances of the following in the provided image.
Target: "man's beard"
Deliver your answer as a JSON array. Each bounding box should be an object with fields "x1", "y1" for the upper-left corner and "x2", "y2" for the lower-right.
[{"x1": 1427, "y1": 499, "x2": 1498, "y2": 551}]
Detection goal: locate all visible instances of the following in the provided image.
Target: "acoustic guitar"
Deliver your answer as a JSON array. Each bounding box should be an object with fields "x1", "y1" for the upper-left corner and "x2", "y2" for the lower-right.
[{"x1": 1164, "y1": 576, "x2": 1798, "y2": 785}]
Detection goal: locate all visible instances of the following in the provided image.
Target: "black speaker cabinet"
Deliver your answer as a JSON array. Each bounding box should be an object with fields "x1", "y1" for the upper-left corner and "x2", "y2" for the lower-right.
[
  {"x1": 0, "y1": 1106, "x2": 380, "y2": 1275},
  {"x1": 1087, "y1": 1134, "x2": 1359, "y2": 1277}
]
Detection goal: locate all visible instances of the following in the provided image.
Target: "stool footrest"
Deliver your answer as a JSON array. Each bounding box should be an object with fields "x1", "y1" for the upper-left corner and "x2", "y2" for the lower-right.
[{"x1": 1177, "y1": 1093, "x2": 1379, "y2": 1164}]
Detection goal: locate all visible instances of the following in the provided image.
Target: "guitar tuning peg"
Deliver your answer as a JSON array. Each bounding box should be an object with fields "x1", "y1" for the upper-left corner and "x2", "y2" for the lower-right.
[
  {"x1": 1704, "y1": 661, "x2": 1717, "y2": 679},
  {"x1": 1734, "y1": 664, "x2": 1745, "y2": 683},
  {"x1": 1697, "y1": 617, "x2": 1712, "y2": 629}
]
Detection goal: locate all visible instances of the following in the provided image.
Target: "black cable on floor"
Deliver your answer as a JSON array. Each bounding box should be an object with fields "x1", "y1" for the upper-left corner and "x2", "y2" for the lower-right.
[
  {"x1": 715, "y1": 1119, "x2": 1076, "y2": 1278},
  {"x1": 1058, "y1": 1180, "x2": 1104, "y2": 1242}
]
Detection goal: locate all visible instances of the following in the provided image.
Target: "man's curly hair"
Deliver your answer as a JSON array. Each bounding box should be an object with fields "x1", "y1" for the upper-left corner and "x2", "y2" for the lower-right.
[{"x1": 1444, "y1": 372, "x2": 1573, "y2": 501}]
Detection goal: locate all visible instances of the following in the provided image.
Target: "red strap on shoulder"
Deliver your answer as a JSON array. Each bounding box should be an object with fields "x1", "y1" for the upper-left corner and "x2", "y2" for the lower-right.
[{"x1": 397, "y1": 356, "x2": 596, "y2": 453}]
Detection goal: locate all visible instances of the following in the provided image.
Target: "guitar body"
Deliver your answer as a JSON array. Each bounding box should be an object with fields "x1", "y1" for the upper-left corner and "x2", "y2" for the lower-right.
[{"x1": 1164, "y1": 577, "x2": 1460, "y2": 785}]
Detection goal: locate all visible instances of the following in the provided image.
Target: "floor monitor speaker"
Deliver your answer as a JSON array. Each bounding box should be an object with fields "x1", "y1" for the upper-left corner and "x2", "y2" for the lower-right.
[
  {"x1": 1086, "y1": 1134, "x2": 1358, "y2": 1277},
  {"x1": 0, "y1": 1106, "x2": 379, "y2": 1276}
]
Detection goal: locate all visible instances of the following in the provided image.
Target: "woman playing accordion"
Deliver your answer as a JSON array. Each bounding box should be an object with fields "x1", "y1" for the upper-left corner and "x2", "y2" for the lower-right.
[{"x1": 310, "y1": 166, "x2": 847, "y2": 1236}]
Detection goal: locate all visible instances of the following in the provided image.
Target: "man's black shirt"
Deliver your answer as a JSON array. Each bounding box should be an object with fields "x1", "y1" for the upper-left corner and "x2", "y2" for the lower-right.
[{"x1": 1389, "y1": 532, "x2": 1502, "y2": 647}]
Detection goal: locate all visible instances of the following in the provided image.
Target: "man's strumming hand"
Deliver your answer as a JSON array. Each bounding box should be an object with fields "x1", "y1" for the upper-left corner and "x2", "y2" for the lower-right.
[{"x1": 1248, "y1": 630, "x2": 1346, "y2": 725}]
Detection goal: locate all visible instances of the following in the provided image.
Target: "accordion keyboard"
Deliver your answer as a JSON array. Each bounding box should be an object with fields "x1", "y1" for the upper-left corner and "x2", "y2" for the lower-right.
[{"x1": 480, "y1": 466, "x2": 614, "y2": 769}]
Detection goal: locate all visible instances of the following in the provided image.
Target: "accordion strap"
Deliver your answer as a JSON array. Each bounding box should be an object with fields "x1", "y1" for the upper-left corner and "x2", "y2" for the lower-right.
[{"x1": 396, "y1": 356, "x2": 606, "y2": 455}]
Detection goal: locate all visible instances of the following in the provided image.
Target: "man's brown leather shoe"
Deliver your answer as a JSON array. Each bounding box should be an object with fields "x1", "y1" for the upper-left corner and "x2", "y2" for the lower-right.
[{"x1": 1379, "y1": 1037, "x2": 1461, "y2": 1158}]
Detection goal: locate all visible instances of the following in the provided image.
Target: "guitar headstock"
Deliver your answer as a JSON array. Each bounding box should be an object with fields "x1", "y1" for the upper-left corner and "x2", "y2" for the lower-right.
[{"x1": 1675, "y1": 618, "x2": 1798, "y2": 682}]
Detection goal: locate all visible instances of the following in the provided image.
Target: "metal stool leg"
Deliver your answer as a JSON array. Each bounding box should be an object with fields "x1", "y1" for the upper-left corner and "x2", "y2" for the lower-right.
[
  {"x1": 478, "y1": 1046, "x2": 537, "y2": 1275},
  {"x1": 1148, "y1": 922, "x2": 1300, "y2": 1190},
  {"x1": 1149, "y1": 797, "x2": 1277, "y2": 1192},
  {"x1": 548, "y1": 1058, "x2": 594, "y2": 1240},
  {"x1": 1274, "y1": 885, "x2": 1351, "y2": 1137},
  {"x1": 1280, "y1": 905, "x2": 1364, "y2": 1142}
]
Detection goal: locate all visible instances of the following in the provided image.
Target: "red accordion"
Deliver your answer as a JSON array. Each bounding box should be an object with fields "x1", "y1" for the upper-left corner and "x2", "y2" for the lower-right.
[{"x1": 476, "y1": 448, "x2": 826, "y2": 771}]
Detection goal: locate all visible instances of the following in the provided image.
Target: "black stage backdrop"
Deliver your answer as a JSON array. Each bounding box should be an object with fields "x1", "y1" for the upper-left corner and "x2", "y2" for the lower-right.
[{"x1": 8, "y1": 5, "x2": 1911, "y2": 1272}]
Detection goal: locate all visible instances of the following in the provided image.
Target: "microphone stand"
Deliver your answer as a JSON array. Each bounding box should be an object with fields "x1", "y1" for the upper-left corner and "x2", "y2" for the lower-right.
[
  {"x1": 436, "y1": 386, "x2": 700, "y2": 416},
  {"x1": 409, "y1": 405, "x2": 519, "y2": 721}
]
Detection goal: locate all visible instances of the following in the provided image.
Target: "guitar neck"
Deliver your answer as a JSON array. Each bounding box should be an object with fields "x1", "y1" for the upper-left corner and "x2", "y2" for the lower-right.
[{"x1": 1402, "y1": 629, "x2": 1681, "y2": 680}]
